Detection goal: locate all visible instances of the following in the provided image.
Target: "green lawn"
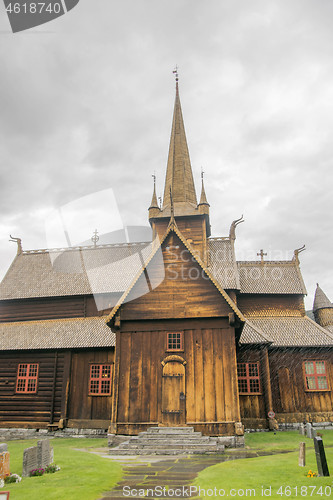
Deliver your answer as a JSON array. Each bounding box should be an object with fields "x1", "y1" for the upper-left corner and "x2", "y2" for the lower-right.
[
  {"x1": 3, "y1": 438, "x2": 122, "y2": 500},
  {"x1": 195, "y1": 431, "x2": 333, "y2": 499}
]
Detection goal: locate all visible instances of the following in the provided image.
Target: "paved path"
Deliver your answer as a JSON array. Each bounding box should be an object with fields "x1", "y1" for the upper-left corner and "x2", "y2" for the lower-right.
[{"x1": 99, "y1": 455, "x2": 224, "y2": 500}]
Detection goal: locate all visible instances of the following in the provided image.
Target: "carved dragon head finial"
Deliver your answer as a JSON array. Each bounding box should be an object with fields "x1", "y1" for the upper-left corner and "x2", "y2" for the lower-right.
[
  {"x1": 293, "y1": 244, "x2": 306, "y2": 264},
  {"x1": 229, "y1": 215, "x2": 244, "y2": 240},
  {"x1": 9, "y1": 235, "x2": 22, "y2": 255}
]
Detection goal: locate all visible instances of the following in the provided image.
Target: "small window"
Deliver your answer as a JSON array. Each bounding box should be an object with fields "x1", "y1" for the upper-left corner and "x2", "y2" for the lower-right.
[
  {"x1": 166, "y1": 332, "x2": 183, "y2": 351},
  {"x1": 89, "y1": 364, "x2": 112, "y2": 396},
  {"x1": 237, "y1": 362, "x2": 261, "y2": 394},
  {"x1": 303, "y1": 361, "x2": 329, "y2": 391},
  {"x1": 16, "y1": 363, "x2": 39, "y2": 394}
]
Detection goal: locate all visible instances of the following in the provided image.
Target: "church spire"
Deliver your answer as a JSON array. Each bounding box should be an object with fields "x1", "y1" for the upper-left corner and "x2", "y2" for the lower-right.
[
  {"x1": 198, "y1": 170, "x2": 209, "y2": 207},
  {"x1": 148, "y1": 174, "x2": 161, "y2": 219},
  {"x1": 162, "y1": 71, "x2": 197, "y2": 212}
]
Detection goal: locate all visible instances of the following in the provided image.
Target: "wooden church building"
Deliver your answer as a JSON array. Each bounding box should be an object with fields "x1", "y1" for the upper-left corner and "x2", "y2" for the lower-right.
[{"x1": 0, "y1": 80, "x2": 333, "y2": 437}]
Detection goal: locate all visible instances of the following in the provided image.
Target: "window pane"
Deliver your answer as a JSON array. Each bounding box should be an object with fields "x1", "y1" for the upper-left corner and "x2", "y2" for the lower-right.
[
  {"x1": 249, "y1": 379, "x2": 260, "y2": 393},
  {"x1": 248, "y1": 363, "x2": 259, "y2": 377},
  {"x1": 304, "y1": 362, "x2": 314, "y2": 374},
  {"x1": 237, "y1": 364, "x2": 246, "y2": 377},
  {"x1": 316, "y1": 362, "x2": 326, "y2": 374},
  {"x1": 238, "y1": 379, "x2": 248, "y2": 393},
  {"x1": 317, "y1": 377, "x2": 328, "y2": 389},
  {"x1": 18, "y1": 364, "x2": 27, "y2": 377},
  {"x1": 167, "y1": 332, "x2": 182, "y2": 350},
  {"x1": 306, "y1": 376, "x2": 316, "y2": 390}
]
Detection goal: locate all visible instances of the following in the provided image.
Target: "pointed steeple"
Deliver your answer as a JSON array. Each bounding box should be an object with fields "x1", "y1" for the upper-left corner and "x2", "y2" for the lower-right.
[
  {"x1": 313, "y1": 284, "x2": 333, "y2": 312},
  {"x1": 162, "y1": 78, "x2": 197, "y2": 213},
  {"x1": 198, "y1": 171, "x2": 209, "y2": 207},
  {"x1": 148, "y1": 174, "x2": 161, "y2": 219},
  {"x1": 313, "y1": 284, "x2": 333, "y2": 330}
]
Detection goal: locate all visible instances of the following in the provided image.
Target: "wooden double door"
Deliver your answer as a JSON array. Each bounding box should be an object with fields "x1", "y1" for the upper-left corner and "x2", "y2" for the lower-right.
[{"x1": 161, "y1": 358, "x2": 186, "y2": 426}]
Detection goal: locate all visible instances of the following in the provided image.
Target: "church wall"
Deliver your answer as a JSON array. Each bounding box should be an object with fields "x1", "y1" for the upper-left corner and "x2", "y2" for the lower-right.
[
  {"x1": 0, "y1": 295, "x2": 110, "y2": 322},
  {"x1": 67, "y1": 348, "x2": 114, "y2": 429},
  {"x1": 0, "y1": 350, "x2": 66, "y2": 428},
  {"x1": 113, "y1": 318, "x2": 240, "y2": 436},
  {"x1": 152, "y1": 217, "x2": 207, "y2": 261},
  {"x1": 237, "y1": 294, "x2": 305, "y2": 317},
  {"x1": 268, "y1": 348, "x2": 333, "y2": 423},
  {"x1": 236, "y1": 347, "x2": 267, "y2": 429}
]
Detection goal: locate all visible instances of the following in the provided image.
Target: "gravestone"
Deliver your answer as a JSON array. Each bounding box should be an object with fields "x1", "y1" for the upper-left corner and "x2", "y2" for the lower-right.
[
  {"x1": 313, "y1": 437, "x2": 329, "y2": 476},
  {"x1": 0, "y1": 451, "x2": 10, "y2": 479},
  {"x1": 306, "y1": 423, "x2": 312, "y2": 437},
  {"x1": 22, "y1": 446, "x2": 38, "y2": 477},
  {"x1": 299, "y1": 442, "x2": 305, "y2": 466},
  {"x1": 37, "y1": 440, "x2": 52, "y2": 468},
  {"x1": 299, "y1": 424, "x2": 305, "y2": 436},
  {"x1": 22, "y1": 439, "x2": 53, "y2": 477}
]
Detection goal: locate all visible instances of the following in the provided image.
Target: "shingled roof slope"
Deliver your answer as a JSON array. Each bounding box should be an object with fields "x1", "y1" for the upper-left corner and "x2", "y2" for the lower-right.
[
  {"x1": 239, "y1": 320, "x2": 272, "y2": 345},
  {"x1": 237, "y1": 261, "x2": 307, "y2": 295},
  {"x1": 0, "y1": 316, "x2": 115, "y2": 350},
  {"x1": 0, "y1": 243, "x2": 151, "y2": 300},
  {"x1": 207, "y1": 238, "x2": 240, "y2": 290},
  {"x1": 247, "y1": 317, "x2": 333, "y2": 347}
]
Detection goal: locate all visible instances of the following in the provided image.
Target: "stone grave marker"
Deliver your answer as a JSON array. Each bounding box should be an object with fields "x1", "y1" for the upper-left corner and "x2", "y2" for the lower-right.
[
  {"x1": 299, "y1": 424, "x2": 305, "y2": 436},
  {"x1": 313, "y1": 437, "x2": 329, "y2": 476},
  {"x1": 0, "y1": 451, "x2": 10, "y2": 479},
  {"x1": 299, "y1": 442, "x2": 305, "y2": 466},
  {"x1": 37, "y1": 440, "x2": 52, "y2": 468},
  {"x1": 306, "y1": 423, "x2": 312, "y2": 437},
  {"x1": 22, "y1": 446, "x2": 38, "y2": 477},
  {"x1": 22, "y1": 439, "x2": 53, "y2": 477}
]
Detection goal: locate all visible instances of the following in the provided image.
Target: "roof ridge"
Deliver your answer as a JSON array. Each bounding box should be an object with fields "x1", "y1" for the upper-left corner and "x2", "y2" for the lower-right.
[
  {"x1": 21, "y1": 241, "x2": 151, "y2": 255},
  {"x1": 238, "y1": 260, "x2": 296, "y2": 265}
]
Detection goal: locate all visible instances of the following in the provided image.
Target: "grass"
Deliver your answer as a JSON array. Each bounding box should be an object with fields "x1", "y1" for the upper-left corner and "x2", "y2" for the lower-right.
[
  {"x1": 3, "y1": 438, "x2": 122, "y2": 500},
  {"x1": 195, "y1": 431, "x2": 333, "y2": 499}
]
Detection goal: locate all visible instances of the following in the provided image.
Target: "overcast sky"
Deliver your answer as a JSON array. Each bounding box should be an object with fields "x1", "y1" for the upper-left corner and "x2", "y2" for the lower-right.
[{"x1": 0, "y1": 0, "x2": 332, "y2": 310}]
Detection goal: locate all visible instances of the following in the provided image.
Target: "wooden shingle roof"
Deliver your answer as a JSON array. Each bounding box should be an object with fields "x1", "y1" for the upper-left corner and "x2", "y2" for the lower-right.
[
  {"x1": 237, "y1": 261, "x2": 307, "y2": 295},
  {"x1": 246, "y1": 317, "x2": 333, "y2": 347},
  {"x1": 0, "y1": 316, "x2": 115, "y2": 350}
]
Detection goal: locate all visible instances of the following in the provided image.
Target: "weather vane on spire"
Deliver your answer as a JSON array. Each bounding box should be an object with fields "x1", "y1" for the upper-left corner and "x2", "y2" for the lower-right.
[
  {"x1": 152, "y1": 172, "x2": 156, "y2": 187},
  {"x1": 201, "y1": 168, "x2": 205, "y2": 180},
  {"x1": 173, "y1": 65, "x2": 179, "y2": 84}
]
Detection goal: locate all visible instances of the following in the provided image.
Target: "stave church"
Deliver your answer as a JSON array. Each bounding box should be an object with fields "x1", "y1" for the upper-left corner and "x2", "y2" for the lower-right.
[{"x1": 1, "y1": 78, "x2": 333, "y2": 439}]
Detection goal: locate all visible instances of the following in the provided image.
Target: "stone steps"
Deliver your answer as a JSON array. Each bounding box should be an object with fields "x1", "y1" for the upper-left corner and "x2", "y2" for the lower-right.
[{"x1": 109, "y1": 426, "x2": 224, "y2": 455}]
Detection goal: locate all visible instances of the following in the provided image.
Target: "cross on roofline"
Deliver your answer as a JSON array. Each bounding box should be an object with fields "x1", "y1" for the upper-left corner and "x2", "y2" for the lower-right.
[
  {"x1": 91, "y1": 229, "x2": 99, "y2": 247},
  {"x1": 257, "y1": 249, "x2": 267, "y2": 263}
]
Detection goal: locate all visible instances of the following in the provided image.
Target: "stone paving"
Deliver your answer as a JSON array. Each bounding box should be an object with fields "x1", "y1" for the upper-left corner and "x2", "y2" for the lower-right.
[{"x1": 99, "y1": 455, "x2": 224, "y2": 500}]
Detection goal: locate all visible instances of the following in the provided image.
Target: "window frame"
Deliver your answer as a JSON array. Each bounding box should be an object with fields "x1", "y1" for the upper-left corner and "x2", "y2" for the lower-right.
[
  {"x1": 237, "y1": 362, "x2": 261, "y2": 395},
  {"x1": 88, "y1": 363, "x2": 113, "y2": 396},
  {"x1": 16, "y1": 363, "x2": 39, "y2": 394},
  {"x1": 166, "y1": 332, "x2": 184, "y2": 352},
  {"x1": 303, "y1": 360, "x2": 330, "y2": 392}
]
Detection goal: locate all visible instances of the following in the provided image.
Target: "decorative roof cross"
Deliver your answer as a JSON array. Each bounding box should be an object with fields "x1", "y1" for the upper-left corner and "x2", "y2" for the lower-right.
[
  {"x1": 257, "y1": 249, "x2": 267, "y2": 263},
  {"x1": 91, "y1": 229, "x2": 99, "y2": 247}
]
